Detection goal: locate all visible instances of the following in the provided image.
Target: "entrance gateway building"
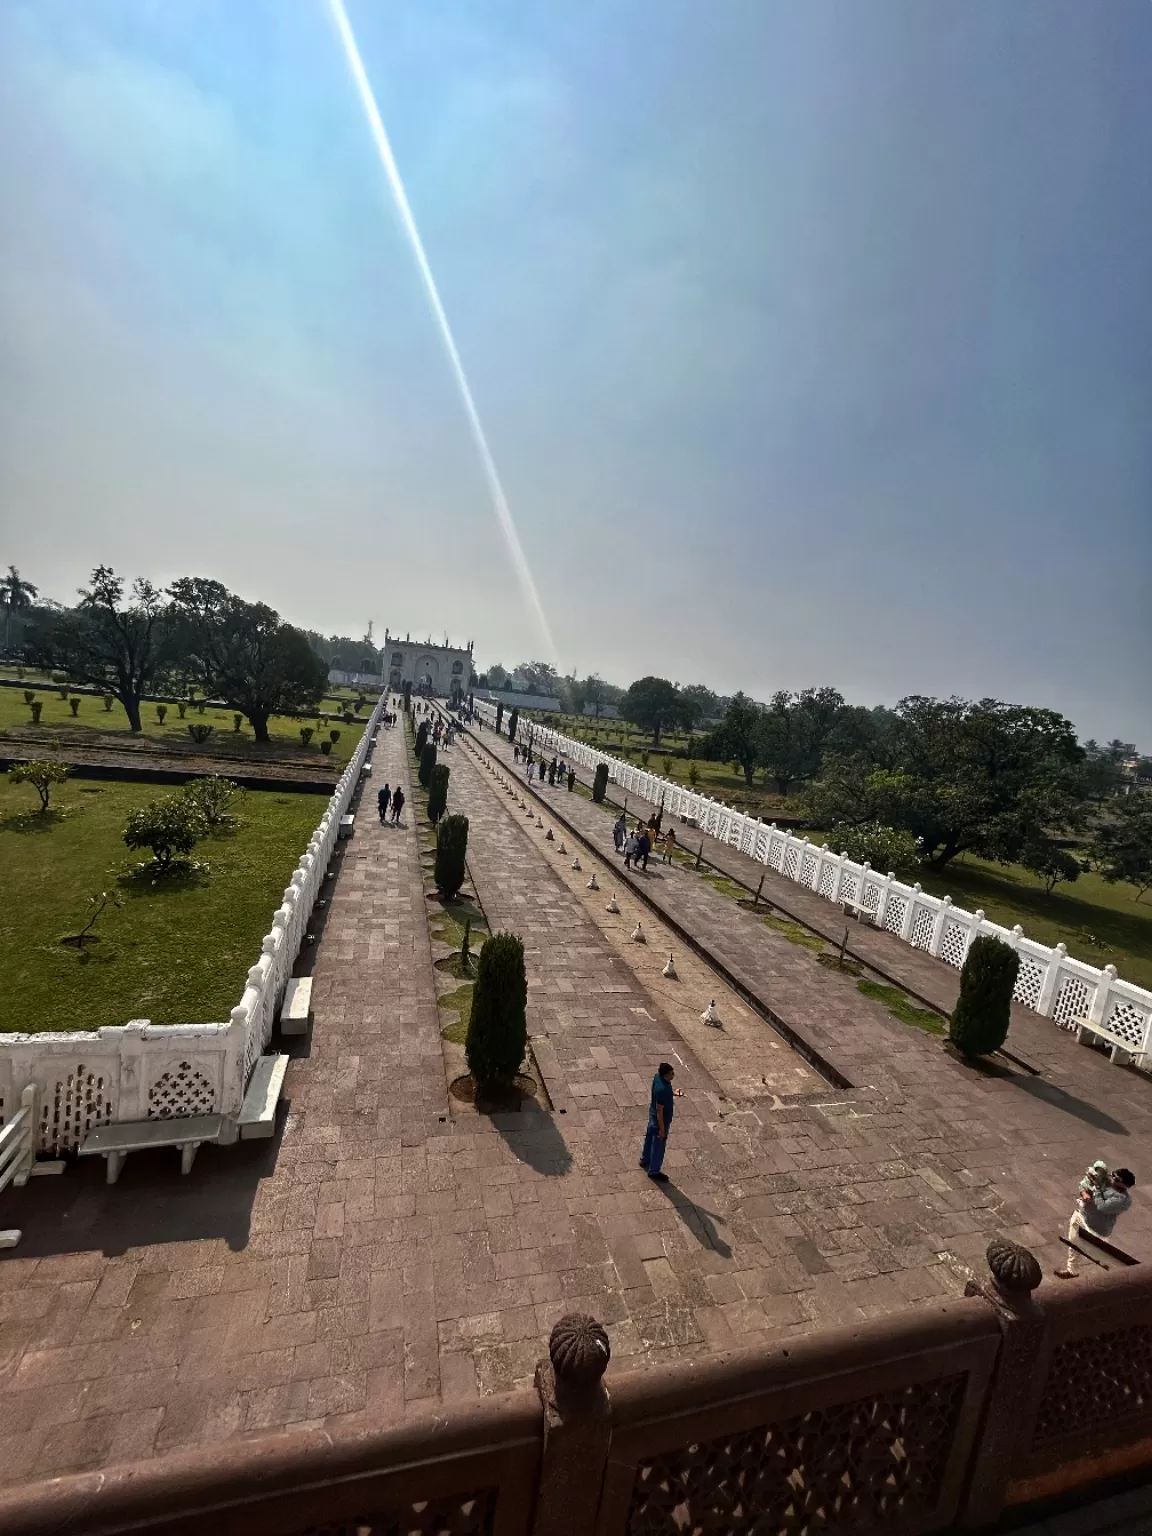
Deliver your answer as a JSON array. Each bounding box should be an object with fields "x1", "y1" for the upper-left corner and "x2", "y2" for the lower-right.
[{"x1": 383, "y1": 632, "x2": 474, "y2": 702}]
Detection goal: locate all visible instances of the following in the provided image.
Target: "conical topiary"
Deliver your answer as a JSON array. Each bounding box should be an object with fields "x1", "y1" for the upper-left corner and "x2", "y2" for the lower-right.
[
  {"x1": 466, "y1": 932, "x2": 528, "y2": 1094},
  {"x1": 418, "y1": 740, "x2": 437, "y2": 789},
  {"x1": 949, "y1": 935, "x2": 1019, "y2": 1058},
  {"x1": 414, "y1": 720, "x2": 429, "y2": 758},
  {"x1": 592, "y1": 763, "x2": 609, "y2": 803},
  {"x1": 427, "y1": 762, "x2": 450, "y2": 823},
  {"x1": 434, "y1": 814, "x2": 469, "y2": 899}
]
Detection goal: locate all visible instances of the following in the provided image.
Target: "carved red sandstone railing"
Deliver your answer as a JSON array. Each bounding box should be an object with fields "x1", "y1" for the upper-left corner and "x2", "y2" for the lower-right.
[{"x1": 1, "y1": 1243, "x2": 1150, "y2": 1536}]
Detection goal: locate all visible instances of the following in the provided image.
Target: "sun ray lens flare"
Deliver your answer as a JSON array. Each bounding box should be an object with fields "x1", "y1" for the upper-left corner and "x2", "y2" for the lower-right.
[{"x1": 326, "y1": 0, "x2": 556, "y2": 662}]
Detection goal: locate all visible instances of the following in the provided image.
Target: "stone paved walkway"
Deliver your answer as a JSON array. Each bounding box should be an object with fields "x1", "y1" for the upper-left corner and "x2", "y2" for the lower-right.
[
  {"x1": 4, "y1": 703, "x2": 1150, "y2": 1491},
  {"x1": 460, "y1": 718, "x2": 1152, "y2": 1277}
]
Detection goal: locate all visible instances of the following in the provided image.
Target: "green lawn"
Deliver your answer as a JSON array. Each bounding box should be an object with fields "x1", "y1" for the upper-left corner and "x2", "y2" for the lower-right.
[
  {"x1": 0, "y1": 685, "x2": 367, "y2": 765},
  {"x1": 0, "y1": 777, "x2": 327, "y2": 1031}
]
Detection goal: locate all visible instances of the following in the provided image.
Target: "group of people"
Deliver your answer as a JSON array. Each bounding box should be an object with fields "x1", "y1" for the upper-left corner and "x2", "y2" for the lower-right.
[
  {"x1": 514, "y1": 746, "x2": 577, "y2": 792},
  {"x1": 376, "y1": 782, "x2": 405, "y2": 824},
  {"x1": 613, "y1": 810, "x2": 677, "y2": 871}
]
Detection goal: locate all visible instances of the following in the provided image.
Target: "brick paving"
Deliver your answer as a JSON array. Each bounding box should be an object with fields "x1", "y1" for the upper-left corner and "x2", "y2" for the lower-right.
[{"x1": 3, "y1": 702, "x2": 1151, "y2": 1490}]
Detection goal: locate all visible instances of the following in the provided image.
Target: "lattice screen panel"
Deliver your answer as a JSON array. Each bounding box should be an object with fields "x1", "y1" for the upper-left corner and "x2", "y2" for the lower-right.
[
  {"x1": 1013, "y1": 957, "x2": 1046, "y2": 1010},
  {"x1": 938, "y1": 921, "x2": 968, "y2": 970},
  {"x1": 883, "y1": 896, "x2": 908, "y2": 935},
  {"x1": 298, "y1": 1488, "x2": 498, "y2": 1536},
  {"x1": 818, "y1": 863, "x2": 837, "y2": 899},
  {"x1": 910, "y1": 908, "x2": 936, "y2": 951},
  {"x1": 1052, "y1": 975, "x2": 1093, "y2": 1029},
  {"x1": 40, "y1": 1067, "x2": 112, "y2": 1157},
  {"x1": 1103, "y1": 1000, "x2": 1150, "y2": 1051},
  {"x1": 148, "y1": 1061, "x2": 216, "y2": 1119},
  {"x1": 1033, "y1": 1325, "x2": 1152, "y2": 1446},
  {"x1": 627, "y1": 1373, "x2": 967, "y2": 1535}
]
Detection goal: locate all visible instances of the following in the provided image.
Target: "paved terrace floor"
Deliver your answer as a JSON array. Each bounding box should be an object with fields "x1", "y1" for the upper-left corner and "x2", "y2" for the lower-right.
[
  {"x1": 2, "y1": 705, "x2": 1150, "y2": 1490},
  {"x1": 463, "y1": 715, "x2": 1152, "y2": 1271}
]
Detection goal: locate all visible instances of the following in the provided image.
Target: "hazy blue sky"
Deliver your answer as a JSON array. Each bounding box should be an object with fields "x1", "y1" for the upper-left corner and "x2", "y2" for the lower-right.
[{"x1": 1, "y1": 0, "x2": 1149, "y2": 741}]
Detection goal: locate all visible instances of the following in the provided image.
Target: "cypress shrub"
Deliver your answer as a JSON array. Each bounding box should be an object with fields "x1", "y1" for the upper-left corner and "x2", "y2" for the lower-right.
[
  {"x1": 950, "y1": 936, "x2": 1019, "y2": 1057},
  {"x1": 435, "y1": 813, "x2": 469, "y2": 899},
  {"x1": 419, "y1": 740, "x2": 437, "y2": 788},
  {"x1": 507, "y1": 706, "x2": 519, "y2": 741},
  {"x1": 466, "y1": 932, "x2": 528, "y2": 1093},
  {"x1": 428, "y1": 762, "x2": 450, "y2": 823},
  {"x1": 496, "y1": 701, "x2": 504, "y2": 733},
  {"x1": 414, "y1": 720, "x2": 429, "y2": 758},
  {"x1": 592, "y1": 763, "x2": 609, "y2": 803}
]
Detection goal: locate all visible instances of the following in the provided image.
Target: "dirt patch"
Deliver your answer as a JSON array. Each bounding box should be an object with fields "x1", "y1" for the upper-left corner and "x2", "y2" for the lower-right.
[{"x1": 450, "y1": 1072, "x2": 538, "y2": 1110}]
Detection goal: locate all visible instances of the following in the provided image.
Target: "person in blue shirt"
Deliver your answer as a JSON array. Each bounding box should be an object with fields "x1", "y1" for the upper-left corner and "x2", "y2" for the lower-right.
[{"x1": 640, "y1": 1062, "x2": 681, "y2": 1182}]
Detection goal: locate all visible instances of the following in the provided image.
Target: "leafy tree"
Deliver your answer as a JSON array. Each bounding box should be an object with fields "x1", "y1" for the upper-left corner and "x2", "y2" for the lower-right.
[
  {"x1": 592, "y1": 763, "x2": 609, "y2": 803},
  {"x1": 8, "y1": 759, "x2": 71, "y2": 813},
  {"x1": 168, "y1": 578, "x2": 327, "y2": 742},
  {"x1": 756, "y1": 688, "x2": 845, "y2": 796},
  {"x1": 35, "y1": 566, "x2": 174, "y2": 733},
  {"x1": 181, "y1": 775, "x2": 240, "y2": 829},
  {"x1": 1019, "y1": 835, "x2": 1080, "y2": 894},
  {"x1": 514, "y1": 660, "x2": 559, "y2": 696},
  {"x1": 619, "y1": 676, "x2": 684, "y2": 747},
  {"x1": 466, "y1": 932, "x2": 528, "y2": 1092},
  {"x1": 486, "y1": 662, "x2": 510, "y2": 690},
  {"x1": 582, "y1": 673, "x2": 606, "y2": 718},
  {"x1": 949, "y1": 936, "x2": 1019, "y2": 1057},
  {"x1": 434, "y1": 814, "x2": 469, "y2": 899},
  {"x1": 419, "y1": 740, "x2": 437, "y2": 789},
  {"x1": 679, "y1": 684, "x2": 720, "y2": 727},
  {"x1": 707, "y1": 692, "x2": 763, "y2": 785},
  {"x1": 427, "y1": 762, "x2": 450, "y2": 823},
  {"x1": 833, "y1": 821, "x2": 922, "y2": 871},
  {"x1": 123, "y1": 795, "x2": 205, "y2": 871},
  {"x1": 809, "y1": 696, "x2": 1084, "y2": 870},
  {"x1": 1094, "y1": 796, "x2": 1152, "y2": 901},
  {"x1": 2, "y1": 566, "x2": 38, "y2": 650}
]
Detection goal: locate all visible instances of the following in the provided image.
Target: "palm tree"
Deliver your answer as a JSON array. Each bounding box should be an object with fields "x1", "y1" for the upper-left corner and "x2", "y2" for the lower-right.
[{"x1": 2, "y1": 566, "x2": 39, "y2": 651}]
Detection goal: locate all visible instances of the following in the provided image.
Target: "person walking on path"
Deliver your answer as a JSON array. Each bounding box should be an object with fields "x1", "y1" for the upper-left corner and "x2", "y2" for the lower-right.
[
  {"x1": 567, "y1": 768, "x2": 576, "y2": 792},
  {"x1": 640, "y1": 1062, "x2": 682, "y2": 1182},
  {"x1": 624, "y1": 830, "x2": 638, "y2": 870},
  {"x1": 613, "y1": 814, "x2": 627, "y2": 854},
  {"x1": 662, "y1": 825, "x2": 677, "y2": 863},
  {"x1": 636, "y1": 827, "x2": 651, "y2": 872},
  {"x1": 390, "y1": 786, "x2": 405, "y2": 824},
  {"x1": 377, "y1": 783, "x2": 391, "y2": 823},
  {"x1": 1059, "y1": 1166, "x2": 1136, "y2": 1276}
]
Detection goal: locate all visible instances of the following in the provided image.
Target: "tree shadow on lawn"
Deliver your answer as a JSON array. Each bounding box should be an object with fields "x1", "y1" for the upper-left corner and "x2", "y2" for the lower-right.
[
  {"x1": 1, "y1": 1124, "x2": 285, "y2": 1258},
  {"x1": 0, "y1": 808, "x2": 71, "y2": 834}
]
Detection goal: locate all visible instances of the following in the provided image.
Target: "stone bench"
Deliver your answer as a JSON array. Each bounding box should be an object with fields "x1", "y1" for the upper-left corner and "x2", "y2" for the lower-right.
[
  {"x1": 338, "y1": 814, "x2": 355, "y2": 839},
  {"x1": 1071, "y1": 1015, "x2": 1147, "y2": 1067},
  {"x1": 279, "y1": 975, "x2": 312, "y2": 1036},
  {"x1": 79, "y1": 1115, "x2": 223, "y2": 1185},
  {"x1": 238, "y1": 1053, "x2": 290, "y2": 1140},
  {"x1": 841, "y1": 896, "x2": 878, "y2": 924}
]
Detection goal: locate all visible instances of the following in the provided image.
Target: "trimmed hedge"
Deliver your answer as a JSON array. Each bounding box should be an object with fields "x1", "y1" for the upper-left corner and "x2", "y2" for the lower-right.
[
  {"x1": 428, "y1": 762, "x2": 450, "y2": 823},
  {"x1": 466, "y1": 932, "x2": 528, "y2": 1092},
  {"x1": 435, "y1": 813, "x2": 469, "y2": 899},
  {"x1": 950, "y1": 935, "x2": 1019, "y2": 1057}
]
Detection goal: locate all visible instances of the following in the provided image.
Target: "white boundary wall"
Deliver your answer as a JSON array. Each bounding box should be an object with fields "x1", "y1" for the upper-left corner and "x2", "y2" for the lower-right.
[
  {"x1": 0, "y1": 695, "x2": 385, "y2": 1156},
  {"x1": 476, "y1": 700, "x2": 1152, "y2": 1058}
]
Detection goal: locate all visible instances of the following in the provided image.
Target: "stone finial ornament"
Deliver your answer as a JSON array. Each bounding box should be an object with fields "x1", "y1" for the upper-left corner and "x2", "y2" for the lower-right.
[
  {"x1": 587, "y1": 873, "x2": 599, "y2": 891},
  {"x1": 606, "y1": 894, "x2": 619, "y2": 913},
  {"x1": 545, "y1": 827, "x2": 555, "y2": 841},
  {"x1": 986, "y1": 1237, "x2": 1042, "y2": 1296},
  {"x1": 631, "y1": 922, "x2": 645, "y2": 944},
  {"x1": 662, "y1": 953, "x2": 677, "y2": 979},
  {"x1": 701, "y1": 999, "x2": 722, "y2": 1027},
  {"x1": 571, "y1": 857, "x2": 581, "y2": 871},
  {"x1": 549, "y1": 1314, "x2": 610, "y2": 1390}
]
